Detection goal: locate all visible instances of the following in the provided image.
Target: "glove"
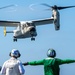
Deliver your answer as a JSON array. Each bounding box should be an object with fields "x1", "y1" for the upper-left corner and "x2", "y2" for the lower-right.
[{"x1": 22, "y1": 62, "x2": 28, "y2": 66}]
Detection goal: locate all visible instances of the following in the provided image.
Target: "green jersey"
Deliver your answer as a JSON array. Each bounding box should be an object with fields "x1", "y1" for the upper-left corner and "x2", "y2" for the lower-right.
[{"x1": 28, "y1": 57, "x2": 75, "y2": 75}]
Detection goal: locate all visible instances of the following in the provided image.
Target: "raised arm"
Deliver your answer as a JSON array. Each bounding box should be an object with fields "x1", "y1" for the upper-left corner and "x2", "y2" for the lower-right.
[
  {"x1": 56, "y1": 58, "x2": 75, "y2": 65},
  {"x1": 23, "y1": 59, "x2": 44, "y2": 66}
]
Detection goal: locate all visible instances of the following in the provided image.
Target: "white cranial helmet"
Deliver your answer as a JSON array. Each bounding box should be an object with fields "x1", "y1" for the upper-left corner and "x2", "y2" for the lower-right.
[{"x1": 10, "y1": 49, "x2": 21, "y2": 58}]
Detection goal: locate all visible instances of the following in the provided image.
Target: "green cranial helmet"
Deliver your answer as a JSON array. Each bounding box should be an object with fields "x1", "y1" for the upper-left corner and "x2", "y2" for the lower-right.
[{"x1": 47, "y1": 48, "x2": 56, "y2": 57}]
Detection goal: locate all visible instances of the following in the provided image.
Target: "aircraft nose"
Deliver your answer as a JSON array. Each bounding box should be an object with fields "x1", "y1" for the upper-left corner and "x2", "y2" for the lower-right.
[{"x1": 30, "y1": 27, "x2": 36, "y2": 32}]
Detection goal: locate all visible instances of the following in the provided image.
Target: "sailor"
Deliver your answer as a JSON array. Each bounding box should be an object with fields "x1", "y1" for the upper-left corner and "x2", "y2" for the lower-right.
[
  {"x1": 1, "y1": 49, "x2": 25, "y2": 75},
  {"x1": 23, "y1": 48, "x2": 75, "y2": 75}
]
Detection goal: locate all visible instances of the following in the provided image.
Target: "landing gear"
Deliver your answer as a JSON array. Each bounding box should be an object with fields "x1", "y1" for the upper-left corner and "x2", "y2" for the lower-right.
[
  {"x1": 13, "y1": 38, "x2": 17, "y2": 42},
  {"x1": 31, "y1": 37, "x2": 35, "y2": 41},
  {"x1": 30, "y1": 32, "x2": 35, "y2": 41}
]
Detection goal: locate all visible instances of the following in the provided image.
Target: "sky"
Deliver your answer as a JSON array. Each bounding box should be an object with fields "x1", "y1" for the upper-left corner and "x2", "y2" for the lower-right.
[{"x1": 0, "y1": 0, "x2": 75, "y2": 75}]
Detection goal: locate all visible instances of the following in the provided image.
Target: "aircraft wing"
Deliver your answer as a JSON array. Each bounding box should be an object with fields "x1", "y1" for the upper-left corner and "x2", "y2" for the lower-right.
[
  {"x1": 0, "y1": 20, "x2": 20, "y2": 27},
  {"x1": 0, "y1": 18, "x2": 54, "y2": 27},
  {"x1": 32, "y1": 18, "x2": 54, "y2": 26}
]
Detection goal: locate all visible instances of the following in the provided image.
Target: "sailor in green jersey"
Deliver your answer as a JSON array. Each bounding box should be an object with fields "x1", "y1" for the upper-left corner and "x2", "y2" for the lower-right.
[{"x1": 23, "y1": 48, "x2": 75, "y2": 75}]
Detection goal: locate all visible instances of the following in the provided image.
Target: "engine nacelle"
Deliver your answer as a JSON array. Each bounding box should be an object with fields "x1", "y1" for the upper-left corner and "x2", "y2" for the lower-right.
[
  {"x1": 53, "y1": 19, "x2": 60, "y2": 30},
  {"x1": 52, "y1": 9, "x2": 60, "y2": 30}
]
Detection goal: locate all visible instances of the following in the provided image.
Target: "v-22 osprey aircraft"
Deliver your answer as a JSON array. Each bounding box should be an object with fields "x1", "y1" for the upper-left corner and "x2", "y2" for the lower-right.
[{"x1": 0, "y1": 4, "x2": 75, "y2": 42}]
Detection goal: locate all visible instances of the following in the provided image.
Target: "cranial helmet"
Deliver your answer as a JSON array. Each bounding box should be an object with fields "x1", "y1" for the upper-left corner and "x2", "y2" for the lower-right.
[
  {"x1": 47, "y1": 48, "x2": 56, "y2": 57},
  {"x1": 9, "y1": 49, "x2": 21, "y2": 58}
]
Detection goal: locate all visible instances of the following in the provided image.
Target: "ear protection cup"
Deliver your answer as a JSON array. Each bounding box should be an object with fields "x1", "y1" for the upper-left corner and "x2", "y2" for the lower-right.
[
  {"x1": 9, "y1": 52, "x2": 11, "y2": 56},
  {"x1": 9, "y1": 52, "x2": 21, "y2": 58},
  {"x1": 18, "y1": 53, "x2": 21, "y2": 57}
]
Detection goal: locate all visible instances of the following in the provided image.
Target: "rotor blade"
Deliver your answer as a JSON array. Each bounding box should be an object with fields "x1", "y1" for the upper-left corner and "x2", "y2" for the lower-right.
[
  {"x1": 58, "y1": 6, "x2": 75, "y2": 10},
  {"x1": 45, "y1": 9, "x2": 51, "y2": 10},
  {"x1": 0, "y1": 5, "x2": 15, "y2": 9},
  {"x1": 41, "y1": 3, "x2": 52, "y2": 8},
  {"x1": 4, "y1": 27, "x2": 6, "y2": 36}
]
